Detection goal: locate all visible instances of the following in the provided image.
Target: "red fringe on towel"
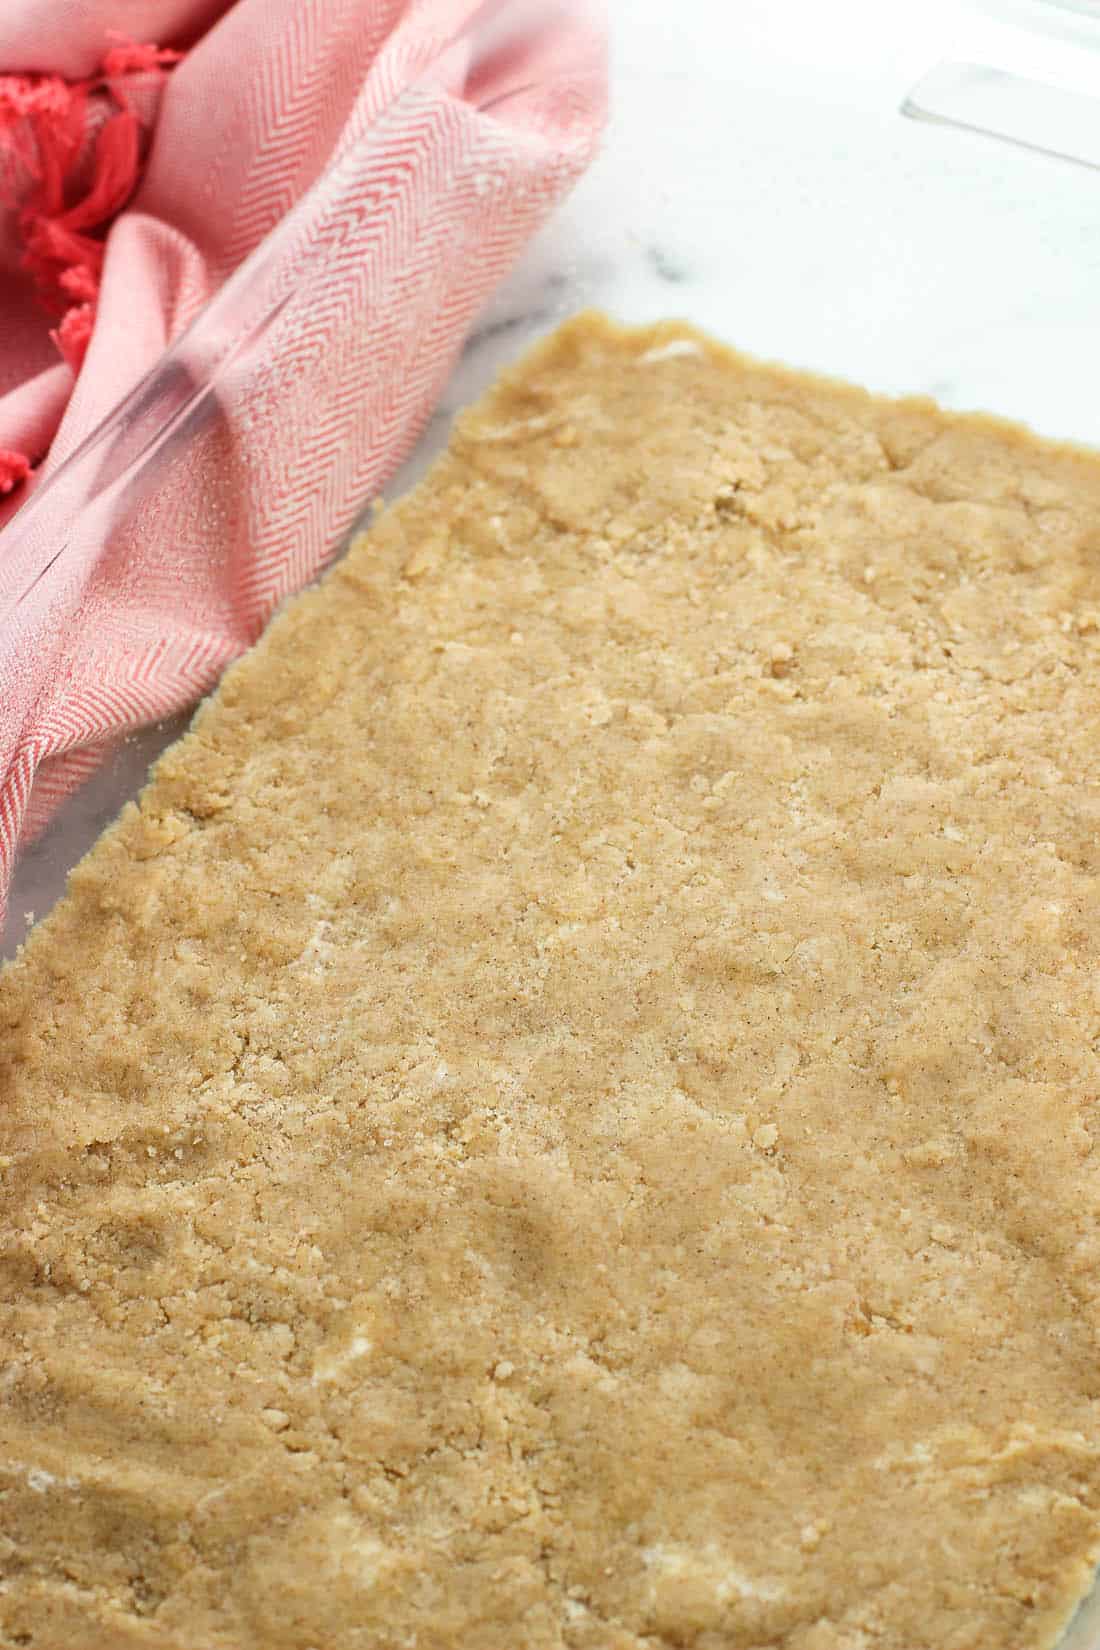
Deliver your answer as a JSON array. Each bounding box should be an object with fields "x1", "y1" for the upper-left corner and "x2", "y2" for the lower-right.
[{"x1": 0, "y1": 37, "x2": 182, "y2": 489}]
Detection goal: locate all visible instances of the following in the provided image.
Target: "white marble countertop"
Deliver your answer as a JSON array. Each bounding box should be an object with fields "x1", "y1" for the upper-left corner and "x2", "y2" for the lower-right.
[
  {"x1": 470, "y1": 0, "x2": 1100, "y2": 447},
  {"x1": 7, "y1": 0, "x2": 1100, "y2": 961},
  {"x1": 617, "y1": 0, "x2": 1100, "y2": 108}
]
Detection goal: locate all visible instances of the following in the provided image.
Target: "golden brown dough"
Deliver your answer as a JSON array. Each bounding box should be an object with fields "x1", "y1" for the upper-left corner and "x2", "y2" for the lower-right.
[{"x1": 3, "y1": 313, "x2": 1100, "y2": 1650}]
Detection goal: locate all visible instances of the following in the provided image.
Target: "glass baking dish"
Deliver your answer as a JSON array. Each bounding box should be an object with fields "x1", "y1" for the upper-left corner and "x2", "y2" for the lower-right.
[{"x1": 3, "y1": 2, "x2": 1100, "y2": 1642}]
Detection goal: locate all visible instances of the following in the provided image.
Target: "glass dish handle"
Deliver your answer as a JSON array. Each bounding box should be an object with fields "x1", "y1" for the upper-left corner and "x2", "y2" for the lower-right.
[{"x1": 902, "y1": 61, "x2": 1100, "y2": 170}]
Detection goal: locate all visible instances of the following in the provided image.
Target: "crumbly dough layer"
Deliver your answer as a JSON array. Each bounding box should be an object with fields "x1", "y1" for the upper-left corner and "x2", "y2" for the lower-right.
[{"x1": 4, "y1": 315, "x2": 1100, "y2": 1650}]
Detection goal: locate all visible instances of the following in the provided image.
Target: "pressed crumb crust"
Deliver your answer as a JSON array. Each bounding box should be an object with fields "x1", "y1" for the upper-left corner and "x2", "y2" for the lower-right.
[{"x1": 3, "y1": 314, "x2": 1100, "y2": 1649}]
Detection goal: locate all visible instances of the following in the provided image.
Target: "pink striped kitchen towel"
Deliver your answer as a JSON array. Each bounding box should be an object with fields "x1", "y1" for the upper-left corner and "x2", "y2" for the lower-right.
[{"x1": 0, "y1": 0, "x2": 606, "y2": 914}]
